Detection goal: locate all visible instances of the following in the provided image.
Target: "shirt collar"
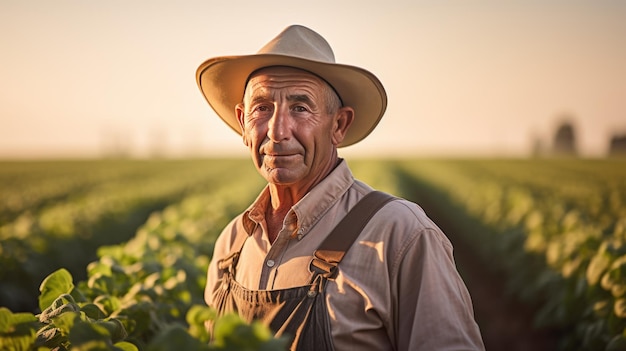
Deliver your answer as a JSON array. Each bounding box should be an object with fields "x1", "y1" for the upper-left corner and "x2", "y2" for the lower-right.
[
  {"x1": 242, "y1": 187, "x2": 270, "y2": 235},
  {"x1": 241, "y1": 159, "x2": 354, "y2": 238}
]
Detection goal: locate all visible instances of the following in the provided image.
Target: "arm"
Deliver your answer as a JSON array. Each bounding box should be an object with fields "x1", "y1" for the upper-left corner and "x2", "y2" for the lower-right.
[
  {"x1": 204, "y1": 216, "x2": 241, "y2": 307},
  {"x1": 393, "y1": 227, "x2": 485, "y2": 351}
]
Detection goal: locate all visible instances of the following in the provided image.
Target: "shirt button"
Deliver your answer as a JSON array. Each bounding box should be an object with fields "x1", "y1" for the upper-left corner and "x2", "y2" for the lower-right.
[{"x1": 266, "y1": 260, "x2": 275, "y2": 268}]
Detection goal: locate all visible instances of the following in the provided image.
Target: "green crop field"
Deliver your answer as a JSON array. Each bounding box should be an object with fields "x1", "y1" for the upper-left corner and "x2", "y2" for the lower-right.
[{"x1": 1, "y1": 158, "x2": 625, "y2": 350}]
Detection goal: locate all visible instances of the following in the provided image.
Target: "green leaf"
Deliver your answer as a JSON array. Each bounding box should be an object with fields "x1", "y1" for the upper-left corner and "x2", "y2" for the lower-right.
[
  {"x1": 250, "y1": 321, "x2": 273, "y2": 342},
  {"x1": 614, "y1": 284, "x2": 626, "y2": 298},
  {"x1": 81, "y1": 303, "x2": 106, "y2": 320},
  {"x1": 87, "y1": 273, "x2": 116, "y2": 294},
  {"x1": 113, "y1": 301, "x2": 152, "y2": 336},
  {"x1": 52, "y1": 311, "x2": 80, "y2": 335},
  {"x1": 615, "y1": 298, "x2": 626, "y2": 318},
  {"x1": 96, "y1": 319, "x2": 128, "y2": 343},
  {"x1": 186, "y1": 305, "x2": 215, "y2": 326},
  {"x1": 211, "y1": 313, "x2": 284, "y2": 350},
  {"x1": 35, "y1": 324, "x2": 64, "y2": 348},
  {"x1": 0, "y1": 308, "x2": 12, "y2": 334},
  {"x1": 87, "y1": 261, "x2": 113, "y2": 277},
  {"x1": 593, "y1": 300, "x2": 610, "y2": 317},
  {"x1": 114, "y1": 341, "x2": 139, "y2": 351},
  {"x1": 0, "y1": 307, "x2": 38, "y2": 333},
  {"x1": 146, "y1": 325, "x2": 208, "y2": 351},
  {"x1": 38, "y1": 294, "x2": 79, "y2": 324},
  {"x1": 93, "y1": 295, "x2": 122, "y2": 316},
  {"x1": 186, "y1": 305, "x2": 214, "y2": 343},
  {"x1": 68, "y1": 319, "x2": 112, "y2": 346},
  {"x1": 211, "y1": 313, "x2": 245, "y2": 347},
  {"x1": 70, "y1": 339, "x2": 111, "y2": 350},
  {"x1": 0, "y1": 307, "x2": 39, "y2": 350},
  {"x1": 39, "y1": 269, "x2": 75, "y2": 312},
  {"x1": 0, "y1": 333, "x2": 37, "y2": 351},
  {"x1": 586, "y1": 252, "x2": 612, "y2": 286}
]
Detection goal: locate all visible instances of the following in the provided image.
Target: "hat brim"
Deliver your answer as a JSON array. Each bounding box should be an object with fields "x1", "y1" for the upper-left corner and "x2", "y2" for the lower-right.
[{"x1": 196, "y1": 54, "x2": 387, "y2": 147}]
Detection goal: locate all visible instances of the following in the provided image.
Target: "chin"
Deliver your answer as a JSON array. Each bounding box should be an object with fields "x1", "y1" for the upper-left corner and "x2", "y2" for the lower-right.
[{"x1": 263, "y1": 168, "x2": 303, "y2": 186}]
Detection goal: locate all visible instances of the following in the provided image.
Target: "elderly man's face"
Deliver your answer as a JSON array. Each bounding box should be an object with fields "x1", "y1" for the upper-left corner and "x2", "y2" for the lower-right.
[{"x1": 236, "y1": 66, "x2": 352, "y2": 189}]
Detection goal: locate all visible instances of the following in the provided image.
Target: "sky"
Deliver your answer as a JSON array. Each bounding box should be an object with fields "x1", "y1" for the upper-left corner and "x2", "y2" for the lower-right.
[{"x1": 1, "y1": 0, "x2": 625, "y2": 159}]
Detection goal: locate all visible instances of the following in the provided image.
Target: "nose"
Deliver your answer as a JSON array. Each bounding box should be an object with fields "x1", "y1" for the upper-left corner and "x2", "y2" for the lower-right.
[{"x1": 267, "y1": 105, "x2": 291, "y2": 142}]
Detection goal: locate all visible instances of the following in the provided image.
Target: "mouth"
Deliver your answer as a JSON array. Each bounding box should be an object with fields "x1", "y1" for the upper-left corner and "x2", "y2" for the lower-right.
[
  {"x1": 264, "y1": 153, "x2": 299, "y2": 162},
  {"x1": 260, "y1": 143, "x2": 303, "y2": 163},
  {"x1": 262, "y1": 150, "x2": 302, "y2": 167},
  {"x1": 262, "y1": 146, "x2": 301, "y2": 157},
  {"x1": 265, "y1": 152, "x2": 297, "y2": 157}
]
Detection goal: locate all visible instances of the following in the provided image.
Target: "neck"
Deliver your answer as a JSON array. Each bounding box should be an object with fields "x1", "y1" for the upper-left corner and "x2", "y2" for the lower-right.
[
  {"x1": 263, "y1": 157, "x2": 342, "y2": 243},
  {"x1": 264, "y1": 201, "x2": 290, "y2": 244}
]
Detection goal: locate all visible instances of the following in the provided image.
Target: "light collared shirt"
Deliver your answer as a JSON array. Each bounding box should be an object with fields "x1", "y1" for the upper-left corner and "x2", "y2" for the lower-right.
[{"x1": 206, "y1": 160, "x2": 485, "y2": 350}]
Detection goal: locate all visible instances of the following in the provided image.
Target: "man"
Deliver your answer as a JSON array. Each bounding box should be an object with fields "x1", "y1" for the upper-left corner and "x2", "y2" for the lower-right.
[{"x1": 196, "y1": 25, "x2": 484, "y2": 350}]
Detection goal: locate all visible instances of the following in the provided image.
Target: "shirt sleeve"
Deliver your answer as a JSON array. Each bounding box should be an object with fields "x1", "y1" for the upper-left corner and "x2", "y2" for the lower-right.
[
  {"x1": 394, "y1": 227, "x2": 485, "y2": 351},
  {"x1": 204, "y1": 217, "x2": 239, "y2": 307}
]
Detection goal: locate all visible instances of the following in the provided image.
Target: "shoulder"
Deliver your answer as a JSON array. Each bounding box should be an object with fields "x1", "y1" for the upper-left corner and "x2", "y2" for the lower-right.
[
  {"x1": 362, "y1": 195, "x2": 454, "y2": 256},
  {"x1": 212, "y1": 213, "x2": 248, "y2": 258},
  {"x1": 379, "y1": 196, "x2": 449, "y2": 237}
]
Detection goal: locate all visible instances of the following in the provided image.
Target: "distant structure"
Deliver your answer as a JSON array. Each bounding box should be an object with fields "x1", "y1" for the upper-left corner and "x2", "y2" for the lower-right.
[
  {"x1": 552, "y1": 120, "x2": 578, "y2": 157},
  {"x1": 532, "y1": 115, "x2": 625, "y2": 158},
  {"x1": 609, "y1": 134, "x2": 626, "y2": 157}
]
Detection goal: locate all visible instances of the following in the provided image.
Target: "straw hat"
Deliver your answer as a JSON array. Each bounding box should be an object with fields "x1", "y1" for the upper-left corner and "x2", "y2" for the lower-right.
[{"x1": 196, "y1": 25, "x2": 387, "y2": 147}]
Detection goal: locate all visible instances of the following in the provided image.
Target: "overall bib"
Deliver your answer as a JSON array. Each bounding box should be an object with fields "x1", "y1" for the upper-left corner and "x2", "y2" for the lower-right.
[{"x1": 209, "y1": 191, "x2": 395, "y2": 351}]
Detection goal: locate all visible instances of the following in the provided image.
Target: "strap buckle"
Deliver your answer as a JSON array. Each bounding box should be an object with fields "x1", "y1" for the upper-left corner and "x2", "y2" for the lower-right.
[
  {"x1": 218, "y1": 252, "x2": 240, "y2": 274},
  {"x1": 309, "y1": 257, "x2": 338, "y2": 279}
]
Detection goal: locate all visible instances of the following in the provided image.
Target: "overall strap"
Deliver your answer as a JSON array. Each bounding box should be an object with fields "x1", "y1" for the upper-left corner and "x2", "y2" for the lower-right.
[
  {"x1": 217, "y1": 224, "x2": 254, "y2": 273},
  {"x1": 310, "y1": 191, "x2": 396, "y2": 279}
]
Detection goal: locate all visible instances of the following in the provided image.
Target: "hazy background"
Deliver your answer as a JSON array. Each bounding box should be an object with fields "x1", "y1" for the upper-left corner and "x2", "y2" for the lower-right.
[{"x1": 1, "y1": 0, "x2": 625, "y2": 159}]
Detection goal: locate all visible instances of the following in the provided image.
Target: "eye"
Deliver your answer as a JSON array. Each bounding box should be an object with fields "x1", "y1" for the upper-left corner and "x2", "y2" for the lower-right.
[
  {"x1": 256, "y1": 105, "x2": 271, "y2": 112},
  {"x1": 292, "y1": 105, "x2": 308, "y2": 113},
  {"x1": 250, "y1": 104, "x2": 273, "y2": 116}
]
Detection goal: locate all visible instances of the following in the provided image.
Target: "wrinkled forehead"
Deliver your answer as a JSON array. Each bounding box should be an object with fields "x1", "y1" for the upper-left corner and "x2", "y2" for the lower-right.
[
  {"x1": 244, "y1": 66, "x2": 342, "y2": 104},
  {"x1": 246, "y1": 66, "x2": 324, "y2": 88}
]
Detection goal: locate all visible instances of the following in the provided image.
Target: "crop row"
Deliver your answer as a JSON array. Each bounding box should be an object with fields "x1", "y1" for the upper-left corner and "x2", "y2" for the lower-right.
[
  {"x1": 0, "y1": 159, "x2": 256, "y2": 312},
  {"x1": 1, "y1": 159, "x2": 282, "y2": 350},
  {"x1": 392, "y1": 159, "x2": 626, "y2": 350},
  {"x1": 2, "y1": 158, "x2": 624, "y2": 350}
]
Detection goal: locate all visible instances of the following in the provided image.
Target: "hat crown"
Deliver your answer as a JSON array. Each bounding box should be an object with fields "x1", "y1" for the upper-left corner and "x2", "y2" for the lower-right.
[{"x1": 257, "y1": 25, "x2": 336, "y2": 63}]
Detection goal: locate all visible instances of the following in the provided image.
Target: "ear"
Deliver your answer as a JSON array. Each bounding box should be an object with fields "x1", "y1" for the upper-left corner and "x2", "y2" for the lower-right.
[
  {"x1": 235, "y1": 103, "x2": 249, "y2": 146},
  {"x1": 331, "y1": 107, "x2": 354, "y2": 146}
]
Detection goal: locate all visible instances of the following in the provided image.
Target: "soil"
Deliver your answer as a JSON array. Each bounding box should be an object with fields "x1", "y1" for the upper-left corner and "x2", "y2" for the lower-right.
[
  {"x1": 448, "y1": 233, "x2": 561, "y2": 351},
  {"x1": 411, "y1": 191, "x2": 563, "y2": 351}
]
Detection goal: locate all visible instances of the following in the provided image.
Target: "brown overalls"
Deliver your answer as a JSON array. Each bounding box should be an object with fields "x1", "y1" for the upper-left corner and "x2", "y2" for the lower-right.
[{"x1": 209, "y1": 191, "x2": 395, "y2": 351}]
